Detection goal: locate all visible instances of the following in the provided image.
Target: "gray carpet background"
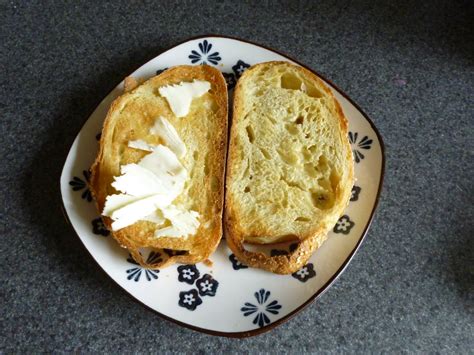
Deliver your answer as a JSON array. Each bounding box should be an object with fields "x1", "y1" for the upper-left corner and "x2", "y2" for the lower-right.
[{"x1": 1, "y1": 0, "x2": 472, "y2": 352}]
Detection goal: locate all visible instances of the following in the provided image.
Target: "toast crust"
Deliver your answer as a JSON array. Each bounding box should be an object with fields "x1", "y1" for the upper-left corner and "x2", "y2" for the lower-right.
[
  {"x1": 90, "y1": 65, "x2": 228, "y2": 268},
  {"x1": 225, "y1": 61, "x2": 354, "y2": 274}
]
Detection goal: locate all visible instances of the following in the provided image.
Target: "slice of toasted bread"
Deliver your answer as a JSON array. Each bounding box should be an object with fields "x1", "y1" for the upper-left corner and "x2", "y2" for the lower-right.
[
  {"x1": 90, "y1": 65, "x2": 228, "y2": 268},
  {"x1": 225, "y1": 61, "x2": 354, "y2": 274}
]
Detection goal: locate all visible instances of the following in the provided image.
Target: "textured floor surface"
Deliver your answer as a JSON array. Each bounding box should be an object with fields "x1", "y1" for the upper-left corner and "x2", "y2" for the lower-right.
[{"x1": 1, "y1": 0, "x2": 473, "y2": 352}]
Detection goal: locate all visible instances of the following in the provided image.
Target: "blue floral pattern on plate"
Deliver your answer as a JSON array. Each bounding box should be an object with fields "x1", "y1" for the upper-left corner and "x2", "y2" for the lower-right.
[
  {"x1": 177, "y1": 265, "x2": 200, "y2": 284},
  {"x1": 126, "y1": 252, "x2": 162, "y2": 282},
  {"x1": 91, "y1": 217, "x2": 109, "y2": 237},
  {"x1": 177, "y1": 265, "x2": 219, "y2": 311},
  {"x1": 229, "y1": 253, "x2": 248, "y2": 270},
  {"x1": 232, "y1": 60, "x2": 251, "y2": 78},
  {"x1": 179, "y1": 289, "x2": 202, "y2": 310},
  {"x1": 188, "y1": 40, "x2": 221, "y2": 65},
  {"x1": 156, "y1": 68, "x2": 168, "y2": 75},
  {"x1": 223, "y1": 72, "x2": 237, "y2": 90},
  {"x1": 333, "y1": 215, "x2": 355, "y2": 234},
  {"x1": 69, "y1": 170, "x2": 92, "y2": 202},
  {"x1": 292, "y1": 263, "x2": 316, "y2": 282},
  {"x1": 351, "y1": 185, "x2": 361, "y2": 202},
  {"x1": 241, "y1": 289, "x2": 282, "y2": 328},
  {"x1": 196, "y1": 274, "x2": 219, "y2": 297},
  {"x1": 349, "y1": 132, "x2": 372, "y2": 163}
]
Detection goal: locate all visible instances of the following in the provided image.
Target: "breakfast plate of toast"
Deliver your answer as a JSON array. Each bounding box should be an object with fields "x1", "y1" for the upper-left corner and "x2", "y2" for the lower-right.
[{"x1": 60, "y1": 35, "x2": 384, "y2": 337}]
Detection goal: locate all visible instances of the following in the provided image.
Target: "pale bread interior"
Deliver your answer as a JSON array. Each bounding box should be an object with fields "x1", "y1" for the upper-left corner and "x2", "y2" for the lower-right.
[{"x1": 225, "y1": 61, "x2": 353, "y2": 273}]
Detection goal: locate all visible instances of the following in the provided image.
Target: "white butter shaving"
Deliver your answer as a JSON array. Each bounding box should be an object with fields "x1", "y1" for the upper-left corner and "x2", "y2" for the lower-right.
[
  {"x1": 160, "y1": 205, "x2": 200, "y2": 237},
  {"x1": 103, "y1": 146, "x2": 187, "y2": 231},
  {"x1": 150, "y1": 116, "x2": 186, "y2": 158},
  {"x1": 158, "y1": 80, "x2": 210, "y2": 118},
  {"x1": 139, "y1": 145, "x2": 187, "y2": 183},
  {"x1": 141, "y1": 211, "x2": 165, "y2": 224},
  {"x1": 128, "y1": 139, "x2": 156, "y2": 152},
  {"x1": 110, "y1": 195, "x2": 167, "y2": 231},
  {"x1": 154, "y1": 207, "x2": 199, "y2": 239},
  {"x1": 111, "y1": 164, "x2": 172, "y2": 197},
  {"x1": 103, "y1": 194, "x2": 142, "y2": 216},
  {"x1": 103, "y1": 121, "x2": 200, "y2": 237}
]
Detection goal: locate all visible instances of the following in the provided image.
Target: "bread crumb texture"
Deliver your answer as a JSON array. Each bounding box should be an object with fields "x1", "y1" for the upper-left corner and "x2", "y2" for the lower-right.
[{"x1": 227, "y1": 62, "x2": 353, "y2": 245}]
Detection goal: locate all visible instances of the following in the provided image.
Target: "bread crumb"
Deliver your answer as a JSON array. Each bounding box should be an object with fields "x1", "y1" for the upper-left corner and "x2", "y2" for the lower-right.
[{"x1": 203, "y1": 259, "x2": 213, "y2": 267}]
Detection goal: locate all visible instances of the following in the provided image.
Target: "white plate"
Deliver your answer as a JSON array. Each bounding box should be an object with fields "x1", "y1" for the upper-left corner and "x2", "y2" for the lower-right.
[{"x1": 60, "y1": 35, "x2": 384, "y2": 337}]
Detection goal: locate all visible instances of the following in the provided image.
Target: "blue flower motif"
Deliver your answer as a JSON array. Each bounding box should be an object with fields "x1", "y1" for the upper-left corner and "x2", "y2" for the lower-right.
[
  {"x1": 349, "y1": 132, "x2": 372, "y2": 163},
  {"x1": 241, "y1": 289, "x2": 282, "y2": 328},
  {"x1": 177, "y1": 265, "x2": 200, "y2": 284},
  {"x1": 232, "y1": 60, "x2": 251, "y2": 78},
  {"x1": 270, "y1": 249, "x2": 288, "y2": 257},
  {"x1": 176, "y1": 266, "x2": 219, "y2": 310},
  {"x1": 195, "y1": 274, "x2": 219, "y2": 297},
  {"x1": 156, "y1": 68, "x2": 168, "y2": 75},
  {"x1": 91, "y1": 217, "x2": 109, "y2": 237},
  {"x1": 292, "y1": 263, "x2": 316, "y2": 282},
  {"x1": 333, "y1": 215, "x2": 355, "y2": 235},
  {"x1": 164, "y1": 249, "x2": 187, "y2": 257},
  {"x1": 351, "y1": 185, "x2": 361, "y2": 202},
  {"x1": 188, "y1": 40, "x2": 221, "y2": 65},
  {"x1": 229, "y1": 253, "x2": 248, "y2": 270},
  {"x1": 69, "y1": 170, "x2": 92, "y2": 202},
  {"x1": 178, "y1": 289, "x2": 202, "y2": 311},
  {"x1": 270, "y1": 243, "x2": 298, "y2": 257},
  {"x1": 223, "y1": 72, "x2": 236, "y2": 90},
  {"x1": 126, "y1": 252, "x2": 162, "y2": 282}
]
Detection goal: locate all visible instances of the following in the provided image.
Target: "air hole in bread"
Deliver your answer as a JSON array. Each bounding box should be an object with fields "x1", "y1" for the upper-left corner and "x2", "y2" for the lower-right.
[
  {"x1": 204, "y1": 154, "x2": 210, "y2": 175},
  {"x1": 246, "y1": 125, "x2": 255, "y2": 143},
  {"x1": 244, "y1": 186, "x2": 250, "y2": 193},
  {"x1": 304, "y1": 163, "x2": 318, "y2": 178},
  {"x1": 285, "y1": 123, "x2": 299, "y2": 135},
  {"x1": 317, "y1": 177, "x2": 331, "y2": 191},
  {"x1": 280, "y1": 73, "x2": 302, "y2": 91},
  {"x1": 311, "y1": 191, "x2": 332, "y2": 210},
  {"x1": 330, "y1": 170, "x2": 341, "y2": 192},
  {"x1": 193, "y1": 151, "x2": 199, "y2": 160},
  {"x1": 277, "y1": 149, "x2": 299, "y2": 165},
  {"x1": 316, "y1": 155, "x2": 329, "y2": 172},
  {"x1": 280, "y1": 176, "x2": 305, "y2": 191},
  {"x1": 295, "y1": 116, "x2": 304, "y2": 125},
  {"x1": 209, "y1": 99, "x2": 218, "y2": 112},
  {"x1": 295, "y1": 216, "x2": 310, "y2": 222},
  {"x1": 302, "y1": 149, "x2": 312, "y2": 161},
  {"x1": 210, "y1": 176, "x2": 219, "y2": 192},
  {"x1": 305, "y1": 85, "x2": 324, "y2": 99},
  {"x1": 260, "y1": 148, "x2": 271, "y2": 160}
]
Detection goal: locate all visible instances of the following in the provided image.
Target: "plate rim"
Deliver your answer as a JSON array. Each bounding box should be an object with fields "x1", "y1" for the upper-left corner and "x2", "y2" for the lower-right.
[{"x1": 59, "y1": 34, "x2": 386, "y2": 338}]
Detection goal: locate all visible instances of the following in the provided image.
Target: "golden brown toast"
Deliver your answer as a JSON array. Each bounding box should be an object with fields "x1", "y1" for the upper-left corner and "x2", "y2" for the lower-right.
[
  {"x1": 225, "y1": 61, "x2": 354, "y2": 274},
  {"x1": 90, "y1": 65, "x2": 228, "y2": 268}
]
